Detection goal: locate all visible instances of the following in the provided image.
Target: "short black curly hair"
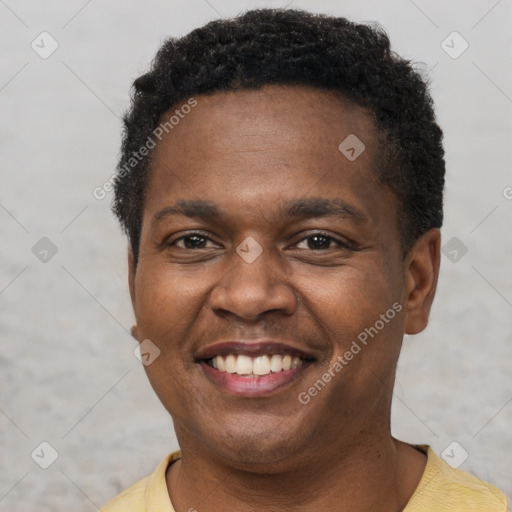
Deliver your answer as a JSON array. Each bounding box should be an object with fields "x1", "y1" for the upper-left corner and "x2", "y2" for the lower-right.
[{"x1": 113, "y1": 8, "x2": 445, "y2": 264}]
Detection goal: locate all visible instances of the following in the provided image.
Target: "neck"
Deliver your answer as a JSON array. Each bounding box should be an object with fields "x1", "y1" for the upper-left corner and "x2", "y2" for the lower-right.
[{"x1": 166, "y1": 432, "x2": 426, "y2": 512}]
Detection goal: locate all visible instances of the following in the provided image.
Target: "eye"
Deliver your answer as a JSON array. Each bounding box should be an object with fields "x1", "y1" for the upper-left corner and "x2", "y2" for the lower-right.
[
  {"x1": 170, "y1": 233, "x2": 217, "y2": 250},
  {"x1": 295, "y1": 232, "x2": 349, "y2": 250}
]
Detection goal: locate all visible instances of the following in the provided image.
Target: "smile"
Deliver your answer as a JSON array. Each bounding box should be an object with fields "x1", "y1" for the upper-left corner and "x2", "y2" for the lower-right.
[
  {"x1": 200, "y1": 355, "x2": 312, "y2": 397},
  {"x1": 206, "y1": 353, "x2": 303, "y2": 377},
  {"x1": 196, "y1": 340, "x2": 315, "y2": 397}
]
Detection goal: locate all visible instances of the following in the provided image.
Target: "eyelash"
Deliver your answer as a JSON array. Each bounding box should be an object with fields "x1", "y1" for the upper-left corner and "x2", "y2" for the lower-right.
[
  {"x1": 296, "y1": 232, "x2": 351, "y2": 250},
  {"x1": 168, "y1": 231, "x2": 352, "y2": 251}
]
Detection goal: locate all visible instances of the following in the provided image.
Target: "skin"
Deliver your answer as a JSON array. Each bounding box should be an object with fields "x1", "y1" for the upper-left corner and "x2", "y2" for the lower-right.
[{"x1": 129, "y1": 85, "x2": 441, "y2": 512}]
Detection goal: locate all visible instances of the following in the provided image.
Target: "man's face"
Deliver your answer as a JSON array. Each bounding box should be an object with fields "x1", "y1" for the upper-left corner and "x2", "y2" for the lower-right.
[{"x1": 130, "y1": 85, "x2": 414, "y2": 469}]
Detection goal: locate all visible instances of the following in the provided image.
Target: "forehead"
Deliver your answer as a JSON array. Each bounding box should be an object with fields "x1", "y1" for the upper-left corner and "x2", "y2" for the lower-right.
[
  {"x1": 151, "y1": 85, "x2": 377, "y2": 164},
  {"x1": 146, "y1": 85, "x2": 381, "y2": 201}
]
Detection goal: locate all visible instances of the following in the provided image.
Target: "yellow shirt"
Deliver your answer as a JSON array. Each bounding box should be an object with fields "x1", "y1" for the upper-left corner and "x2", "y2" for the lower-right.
[{"x1": 101, "y1": 445, "x2": 508, "y2": 511}]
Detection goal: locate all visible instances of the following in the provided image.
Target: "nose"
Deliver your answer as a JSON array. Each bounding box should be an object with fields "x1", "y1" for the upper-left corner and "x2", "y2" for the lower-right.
[{"x1": 209, "y1": 241, "x2": 298, "y2": 321}]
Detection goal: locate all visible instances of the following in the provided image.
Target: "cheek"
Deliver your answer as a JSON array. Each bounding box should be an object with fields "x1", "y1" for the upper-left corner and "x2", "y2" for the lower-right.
[
  {"x1": 134, "y1": 263, "x2": 202, "y2": 334},
  {"x1": 134, "y1": 265, "x2": 207, "y2": 411},
  {"x1": 298, "y1": 260, "x2": 403, "y2": 395},
  {"x1": 298, "y1": 262, "x2": 397, "y2": 335},
  {"x1": 333, "y1": 267, "x2": 403, "y2": 373}
]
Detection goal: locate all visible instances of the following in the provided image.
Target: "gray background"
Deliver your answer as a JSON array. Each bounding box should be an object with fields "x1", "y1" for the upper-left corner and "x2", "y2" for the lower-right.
[{"x1": 1, "y1": 0, "x2": 511, "y2": 510}]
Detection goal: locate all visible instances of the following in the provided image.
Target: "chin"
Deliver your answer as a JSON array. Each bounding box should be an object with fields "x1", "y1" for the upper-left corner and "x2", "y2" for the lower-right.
[{"x1": 198, "y1": 420, "x2": 309, "y2": 470}]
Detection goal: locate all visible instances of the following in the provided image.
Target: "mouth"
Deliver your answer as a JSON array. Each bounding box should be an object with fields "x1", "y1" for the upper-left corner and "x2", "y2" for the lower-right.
[
  {"x1": 196, "y1": 341, "x2": 316, "y2": 397},
  {"x1": 206, "y1": 353, "x2": 305, "y2": 376}
]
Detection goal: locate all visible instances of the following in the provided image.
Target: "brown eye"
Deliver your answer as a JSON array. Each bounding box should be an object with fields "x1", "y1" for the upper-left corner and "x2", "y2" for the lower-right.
[
  {"x1": 170, "y1": 233, "x2": 215, "y2": 249},
  {"x1": 182, "y1": 235, "x2": 207, "y2": 249},
  {"x1": 305, "y1": 235, "x2": 333, "y2": 250},
  {"x1": 295, "y1": 233, "x2": 348, "y2": 250}
]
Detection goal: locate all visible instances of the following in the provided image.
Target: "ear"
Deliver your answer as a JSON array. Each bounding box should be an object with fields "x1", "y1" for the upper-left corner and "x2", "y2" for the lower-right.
[
  {"x1": 403, "y1": 228, "x2": 441, "y2": 335},
  {"x1": 128, "y1": 244, "x2": 137, "y2": 311},
  {"x1": 128, "y1": 245, "x2": 140, "y2": 340}
]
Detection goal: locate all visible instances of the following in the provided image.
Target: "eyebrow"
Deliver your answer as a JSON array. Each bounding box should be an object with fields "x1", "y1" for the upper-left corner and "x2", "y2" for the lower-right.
[
  {"x1": 153, "y1": 200, "x2": 221, "y2": 224},
  {"x1": 282, "y1": 197, "x2": 367, "y2": 224},
  {"x1": 152, "y1": 197, "x2": 368, "y2": 225}
]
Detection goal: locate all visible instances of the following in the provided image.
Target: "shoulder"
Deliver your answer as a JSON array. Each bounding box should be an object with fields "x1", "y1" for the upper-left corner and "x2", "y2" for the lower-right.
[
  {"x1": 100, "y1": 451, "x2": 181, "y2": 512},
  {"x1": 100, "y1": 475, "x2": 149, "y2": 512},
  {"x1": 405, "y1": 445, "x2": 508, "y2": 512}
]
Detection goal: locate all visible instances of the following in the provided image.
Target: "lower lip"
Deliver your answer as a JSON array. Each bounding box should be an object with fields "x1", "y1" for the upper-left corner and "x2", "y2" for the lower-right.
[{"x1": 199, "y1": 361, "x2": 310, "y2": 397}]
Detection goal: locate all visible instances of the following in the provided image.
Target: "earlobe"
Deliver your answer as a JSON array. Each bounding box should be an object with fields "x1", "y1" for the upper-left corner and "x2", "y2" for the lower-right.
[{"x1": 403, "y1": 229, "x2": 441, "y2": 335}]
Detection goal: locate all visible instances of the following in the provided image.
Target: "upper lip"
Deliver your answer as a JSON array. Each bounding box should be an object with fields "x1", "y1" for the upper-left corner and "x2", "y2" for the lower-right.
[{"x1": 195, "y1": 340, "x2": 317, "y2": 361}]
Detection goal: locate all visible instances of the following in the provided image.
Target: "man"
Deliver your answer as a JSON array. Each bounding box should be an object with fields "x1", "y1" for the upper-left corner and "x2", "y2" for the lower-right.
[{"x1": 102, "y1": 8, "x2": 507, "y2": 511}]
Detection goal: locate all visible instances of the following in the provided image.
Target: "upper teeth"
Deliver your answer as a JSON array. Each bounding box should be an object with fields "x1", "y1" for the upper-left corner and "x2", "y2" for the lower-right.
[{"x1": 210, "y1": 354, "x2": 303, "y2": 376}]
